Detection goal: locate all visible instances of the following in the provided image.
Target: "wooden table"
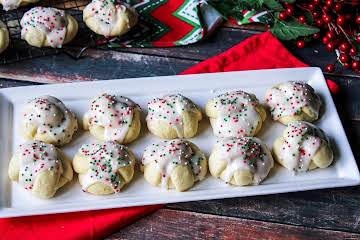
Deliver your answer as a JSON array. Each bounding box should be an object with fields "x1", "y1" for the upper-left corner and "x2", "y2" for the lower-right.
[{"x1": 1, "y1": 24, "x2": 360, "y2": 239}]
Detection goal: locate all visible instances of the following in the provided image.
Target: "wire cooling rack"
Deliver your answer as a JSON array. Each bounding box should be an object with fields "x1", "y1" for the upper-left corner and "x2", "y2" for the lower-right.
[{"x1": 0, "y1": 0, "x2": 94, "y2": 64}]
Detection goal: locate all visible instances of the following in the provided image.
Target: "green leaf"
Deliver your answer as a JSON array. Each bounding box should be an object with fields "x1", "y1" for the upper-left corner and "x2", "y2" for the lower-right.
[
  {"x1": 303, "y1": 10, "x2": 314, "y2": 24},
  {"x1": 271, "y1": 18, "x2": 320, "y2": 40},
  {"x1": 264, "y1": 0, "x2": 284, "y2": 11},
  {"x1": 247, "y1": 0, "x2": 265, "y2": 9},
  {"x1": 281, "y1": 0, "x2": 296, "y2": 3},
  {"x1": 208, "y1": 0, "x2": 247, "y2": 21}
]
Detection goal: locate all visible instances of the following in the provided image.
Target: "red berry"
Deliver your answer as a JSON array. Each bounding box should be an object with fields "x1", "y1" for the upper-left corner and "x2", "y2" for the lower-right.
[
  {"x1": 352, "y1": 61, "x2": 360, "y2": 71},
  {"x1": 313, "y1": 0, "x2": 321, "y2": 5},
  {"x1": 334, "y1": 2, "x2": 343, "y2": 12},
  {"x1": 339, "y1": 43, "x2": 350, "y2": 53},
  {"x1": 326, "y1": 31, "x2": 335, "y2": 40},
  {"x1": 325, "y1": 0, "x2": 333, "y2": 6},
  {"x1": 343, "y1": 63, "x2": 350, "y2": 69},
  {"x1": 350, "y1": 48, "x2": 357, "y2": 56},
  {"x1": 279, "y1": 11, "x2": 288, "y2": 20},
  {"x1": 339, "y1": 54, "x2": 350, "y2": 63},
  {"x1": 313, "y1": 32, "x2": 321, "y2": 39},
  {"x1": 326, "y1": 42, "x2": 336, "y2": 52},
  {"x1": 298, "y1": 16, "x2": 306, "y2": 24},
  {"x1": 308, "y1": 3, "x2": 315, "y2": 10},
  {"x1": 297, "y1": 40, "x2": 306, "y2": 48},
  {"x1": 337, "y1": 15, "x2": 346, "y2": 26},
  {"x1": 357, "y1": 35, "x2": 360, "y2": 43},
  {"x1": 325, "y1": 64, "x2": 335, "y2": 73},
  {"x1": 345, "y1": 14, "x2": 352, "y2": 21},
  {"x1": 356, "y1": 16, "x2": 360, "y2": 24},
  {"x1": 323, "y1": 36, "x2": 330, "y2": 44},
  {"x1": 313, "y1": 11, "x2": 320, "y2": 19},
  {"x1": 322, "y1": 14, "x2": 332, "y2": 23},
  {"x1": 322, "y1": 5, "x2": 330, "y2": 12},
  {"x1": 316, "y1": 18, "x2": 324, "y2": 26},
  {"x1": 283, "y1": 2, "x2": 292, "y2": 8},
  {"x1": 286, "y1": 7, "x2": 294, "y2": 16}
]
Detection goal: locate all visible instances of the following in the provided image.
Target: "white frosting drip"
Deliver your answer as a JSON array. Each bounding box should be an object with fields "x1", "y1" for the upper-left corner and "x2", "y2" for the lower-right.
[
  {"x1": 1, "y1": 0, "x2": 20, "y2": 11},
  {"x1": 21, "y1": 7, "x2": 68, "y2": 48},
  {"x1": 79, "y1": 141, "x2": 132, "y2": 192},
  {"x1": 84, "y1": 93, "x2": 139, "y2": 142},
  {"x1": 216, "y1": 137, "x2": 273, "y2": 184},
  {"x1": 17, "y1": 141, "x2": 63, "y2": 190},
  {"x1": 146, "y1": 94, "x2": 199, "y2": 138},
  {"x1": 142, "y1": 139, "x2": 205, "y2": 189},
  {"x1": 210, "y1": 91, "x2": 261, "y2": 138},
  {"x1": 279, "y1": 121, "x2": 326, "y2": 172},
  {"x1": 83, "y1": 0, "x2": 129, "y2": 36},
  {"x1": 265, "y1": 81, "x2": 321, "y2": 120},
  {"x1": 22, "y1": 95, "x2": 78, "y2": 145}
]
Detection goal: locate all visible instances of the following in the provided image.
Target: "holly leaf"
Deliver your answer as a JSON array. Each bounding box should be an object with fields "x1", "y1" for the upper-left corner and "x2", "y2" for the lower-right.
[
  {"x1": 208, "y1": 0, "x2": 247, "y2": 20},
  {"x1": 264, "y1": 0, "x2": 284, "y2": 11},
  {"x1": 271, "y1": 18, "x2": 320, "y2": 40},
  {"x1": 247, "y1": 0, "x2": 265, "y2": 9},
  {"x1": 281, "y1": 0, "x2": 296, "y2": 3}
]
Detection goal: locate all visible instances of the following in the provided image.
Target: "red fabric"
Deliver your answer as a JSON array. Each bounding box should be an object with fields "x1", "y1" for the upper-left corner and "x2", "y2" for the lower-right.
[
  {"x1": 0, "y1": 31, "x2": 340, "y2": 240},
  {"x1": 182, "y1": 31, "x2": 339, "y2": 94}
]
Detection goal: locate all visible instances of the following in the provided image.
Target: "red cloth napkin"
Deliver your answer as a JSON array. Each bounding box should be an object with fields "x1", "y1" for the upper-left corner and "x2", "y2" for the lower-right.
[{"x1": 0, "y1": 31, "x2": 339, "y2": 240}]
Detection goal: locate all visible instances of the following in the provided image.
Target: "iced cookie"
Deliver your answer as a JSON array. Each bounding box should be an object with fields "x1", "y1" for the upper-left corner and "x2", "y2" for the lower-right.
[
  {"x1": 209, "y1": 137, "x2": 274, "y2": 186},
  {"x1": 265, "y1": 81, "x2": 322, "y2": 125},
  {"x1": 0, "y1": 21, "x2": 9, "y2": 54},
  {"x1": 83, "y1": 93, "x2": 141, "y2": 144},
  {"x1": 21, "y1": 95, "x2": 78, "y2": 146},
  {"x1": 273, "y1": 121, "x2": 333, "y2": 173},
  {"x1": 8, "y1": 141, "x2": 73, "y2": 199},
  {"x1": 73, "y1": 141, "x2": 136, "y2": 195},
  {"x1": 206, "y1": 90, "x2": 266, "y2": 138},
  {"x1": 146, "y1": 94, "x2": 202, "y2": 139},
  {"x1": 20, "y1": 7, "x2": 78, "y2": 48},
  {"x1": 141, "y1": 139, "x2": 207, "y2": 192},
  {"x1": 83, "y1": 0, "x2": 138, "y2": 37},
  {"x1": 0, "y1": 0, "x2": 39, "y2": 11}
]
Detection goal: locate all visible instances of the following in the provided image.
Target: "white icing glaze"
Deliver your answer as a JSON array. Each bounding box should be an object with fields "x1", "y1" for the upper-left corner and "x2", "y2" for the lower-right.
[
  {"x1": 279, "y1": 121, "x2": 326, "y2": 172},
  {"x1": 216, "y1": 137, "x2": 273, "y2": 184},
  {"x1": 265, "y1": 81, "x2": 321, "y2": 120},
  {"x1": 17, "y1": 141, "x2": 63, "y2": 190},
  {"x1": 83, "y1": 0, "x2": 130, "y2": 36},
  {"x1": 146, "y1": 94, "x2": 200, "y2": 138},
  {"x1": 84, "y1": 93, "x2": 140, "y2": 142},
  {"x1": 79, "y1": 141, "x2": 132, "y2": 192},
  {"x1": 1, "y1": 0, "x2": 21, "y2": 11},
  {"x1": 22, "y1": 95, "x2": 78, "y2": 145},
  {"x1": 142, "y1": 139, "x2": 205, "y2": 189},
  {"x1": 209, "y1": 91, "x2": 261, "y2": 138},
  {"x1": 21, "y1": 7, "x2": 68, "y2": 48}
]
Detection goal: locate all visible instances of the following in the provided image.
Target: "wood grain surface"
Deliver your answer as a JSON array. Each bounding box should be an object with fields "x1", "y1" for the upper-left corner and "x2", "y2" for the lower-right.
[{"x1": 0, "y1": 23, "x2": 359, "y2": 239}]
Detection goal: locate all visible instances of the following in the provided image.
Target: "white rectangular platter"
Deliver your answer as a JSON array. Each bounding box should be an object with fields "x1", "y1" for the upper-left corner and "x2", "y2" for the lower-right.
[{"x1": 0, "y1": 67, "x2": 359, "y2": 218}]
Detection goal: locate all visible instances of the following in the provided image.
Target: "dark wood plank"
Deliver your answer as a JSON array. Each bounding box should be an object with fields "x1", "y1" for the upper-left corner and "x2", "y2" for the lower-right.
[
  {"x1": 107, "y1": 209, "x2": 360, "y2": 240},
  {"x1": 0, "y1": 28, "x2": 358, "y2": 82}
]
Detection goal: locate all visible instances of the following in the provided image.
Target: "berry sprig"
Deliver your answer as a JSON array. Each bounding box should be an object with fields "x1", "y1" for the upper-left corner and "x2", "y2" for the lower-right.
[{"x1": 209, "y1": 0, "x2": 360, "y2": 73}]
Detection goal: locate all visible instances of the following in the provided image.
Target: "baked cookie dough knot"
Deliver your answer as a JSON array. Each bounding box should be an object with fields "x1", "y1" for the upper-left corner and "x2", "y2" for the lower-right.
[
  {"x1": 206, "y1": 90, "x2": 266, "y2": 138},
  {"x1": 209, "y1": 137, "x2": 274, "y2": 186},
  {"x1": 0, "y1": 21, "x2": 9, "y2": 54},
  {"x1": 273, "y1": 121, "x2": 333, "y2": 173},
  {"x1": 141, "y1": 139, "x2": 207, "y2": 192},
  {"x1": 265, "y1": 81, "x2": 322, "y2": 125},
  {"x1": 83, "y1": 0, "x2": 138, "y2": 37},
  {"x1": 0, "y1": 0, "x2": 40, "y2": 11},
  {"x1": 146, "y1": 94, "x2": 202, "y2": 139},
  {"x1": 8, "y1": 141, "x2": 73, "y2": 199},
  {"x1": 83, "y1": 93, "x2": 142, "y2": 144},
  {"x1": 20, "y1": 7, "x2": 78, "y2": 48},
  {"x1": 22, "y1": 95, "x2": 78, "y2": 146},
  {"x1": 73, "y1": 141, "x2": 136, "y2": 195}
]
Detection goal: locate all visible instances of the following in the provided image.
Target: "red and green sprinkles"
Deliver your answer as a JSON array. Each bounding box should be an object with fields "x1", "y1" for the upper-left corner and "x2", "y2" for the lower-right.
[
  {"x1": 18, "y1": 141, "x2": 62, "y2": 190},
  {"x1": 21, "y1": 7, "x2": 67, "y2": 48},
  {"x1": 80, "y1": 141, "x2": 132, "y2": 192}
]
